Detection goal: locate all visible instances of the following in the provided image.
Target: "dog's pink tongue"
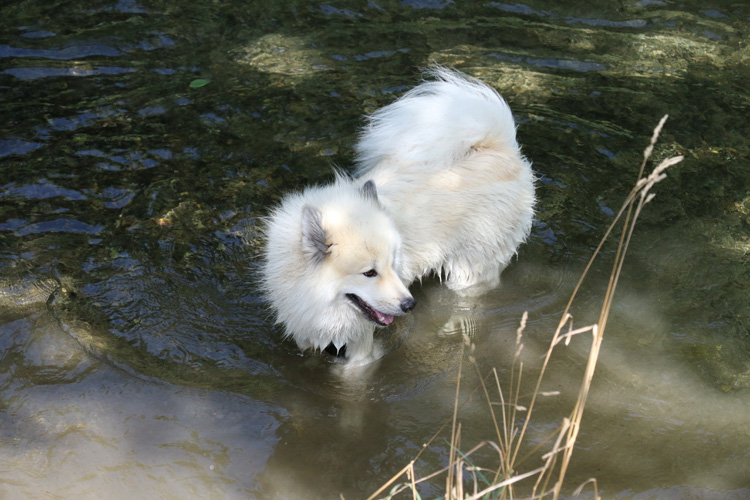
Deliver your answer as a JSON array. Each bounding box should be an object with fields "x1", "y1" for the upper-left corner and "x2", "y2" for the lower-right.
[{"x1": 376, "y1": 311, "x2": 395, "y2": 326}]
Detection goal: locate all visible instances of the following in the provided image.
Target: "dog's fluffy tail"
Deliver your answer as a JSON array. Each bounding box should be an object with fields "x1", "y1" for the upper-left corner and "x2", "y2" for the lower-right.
[{"x1": 355, "y1": 66, "x2": 519, "y2": 173}]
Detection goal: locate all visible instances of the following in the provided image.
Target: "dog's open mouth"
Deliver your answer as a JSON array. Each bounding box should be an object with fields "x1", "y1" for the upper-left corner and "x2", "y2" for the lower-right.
[{"x1": 346, "y1": 293, "x2": 395, "y2": 326}]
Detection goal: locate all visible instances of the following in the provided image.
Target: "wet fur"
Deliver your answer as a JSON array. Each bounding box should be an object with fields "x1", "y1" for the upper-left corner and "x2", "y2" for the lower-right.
[{"x1": 261, "y1": 67, "x2": 535, "y2": 365}]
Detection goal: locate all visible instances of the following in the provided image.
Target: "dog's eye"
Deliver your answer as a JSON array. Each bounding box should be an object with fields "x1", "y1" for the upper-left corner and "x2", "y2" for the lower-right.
[{"x1": 363, "y1": 269, "x2": 378, "y2": 278}]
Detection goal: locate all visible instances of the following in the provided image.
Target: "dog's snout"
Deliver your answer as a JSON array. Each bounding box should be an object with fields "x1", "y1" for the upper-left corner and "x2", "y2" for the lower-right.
[{"x1": 400, "y1": 297, "x2": 416, "y2": 312}]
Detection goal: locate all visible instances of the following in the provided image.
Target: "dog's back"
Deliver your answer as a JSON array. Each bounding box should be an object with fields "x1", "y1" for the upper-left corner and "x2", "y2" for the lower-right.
[{"x1": 355, "y1": 67, "x2": 535, "y2": 294}]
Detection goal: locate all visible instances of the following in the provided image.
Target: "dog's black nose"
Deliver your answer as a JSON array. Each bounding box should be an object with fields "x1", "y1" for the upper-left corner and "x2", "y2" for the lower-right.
[{"x1": 400, "y1": 297, "x2": 416, "y2": 312}]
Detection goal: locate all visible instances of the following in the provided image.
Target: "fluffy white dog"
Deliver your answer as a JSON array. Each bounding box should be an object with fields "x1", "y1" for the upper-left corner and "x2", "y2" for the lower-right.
[{"x1": 262, "y1": 67, "x2": 535, "y2": 365}]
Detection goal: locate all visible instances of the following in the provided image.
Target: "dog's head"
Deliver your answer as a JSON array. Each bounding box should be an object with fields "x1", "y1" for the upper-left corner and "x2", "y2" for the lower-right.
[{"x1": 301, "y1": 180, "x2": 416, "y2": 327}]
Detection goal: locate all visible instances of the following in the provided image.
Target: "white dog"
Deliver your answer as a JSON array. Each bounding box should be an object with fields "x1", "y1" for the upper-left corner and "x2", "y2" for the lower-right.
[{"x1": 261, "y1": 67, "x2": 535, "y2": 365}]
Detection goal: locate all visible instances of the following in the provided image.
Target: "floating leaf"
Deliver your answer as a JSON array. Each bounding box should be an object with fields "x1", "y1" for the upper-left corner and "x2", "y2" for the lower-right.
[{"x1": 189, "y1": 79, "x2": 210, "y2": 88}]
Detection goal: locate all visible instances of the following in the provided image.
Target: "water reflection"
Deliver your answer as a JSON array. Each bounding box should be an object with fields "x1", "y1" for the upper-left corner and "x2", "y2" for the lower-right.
[
  {"x1": 0, "y1": 140, "x2": 44, "y2": 158},
  {"x1": 0, "y1": 314, "x2": 281, "y2": 499}
]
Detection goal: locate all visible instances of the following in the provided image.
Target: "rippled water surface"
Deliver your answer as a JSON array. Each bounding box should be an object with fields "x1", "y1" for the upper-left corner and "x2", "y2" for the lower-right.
[{"x1": 2, "y1": 1, "x2": 749, "y2": 498}]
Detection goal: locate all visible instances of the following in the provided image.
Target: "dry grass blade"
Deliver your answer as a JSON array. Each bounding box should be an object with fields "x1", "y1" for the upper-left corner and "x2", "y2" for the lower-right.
[
  {"x1": 572, "y1": 478, "x2": 600, "y2": 499},
  {"x1": 550, "y1": 116, "x2": 682, "y2": 497},
  {"x1": 463, "y1": 465, "x2": 549, "y2": 500}
]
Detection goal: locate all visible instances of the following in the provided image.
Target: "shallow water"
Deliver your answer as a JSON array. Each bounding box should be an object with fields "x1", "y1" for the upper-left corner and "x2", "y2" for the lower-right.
[{"x1": 1, "y1": 0, "x2": 750, "y2": 498}]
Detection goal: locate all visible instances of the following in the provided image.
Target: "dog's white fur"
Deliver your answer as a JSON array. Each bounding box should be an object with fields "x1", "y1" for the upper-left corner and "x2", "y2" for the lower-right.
[{"x1": 262, "y1": 68, "x2": 535, "y2": 364}]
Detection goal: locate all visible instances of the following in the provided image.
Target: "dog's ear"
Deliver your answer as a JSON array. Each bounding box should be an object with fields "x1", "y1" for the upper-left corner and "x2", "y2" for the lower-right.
[
  {"x1": 301, "y1": 205, "x2": 330, "y2": 264},
  {"x1": 360, "y1": 180, "x2": 379, "y2": 203}
]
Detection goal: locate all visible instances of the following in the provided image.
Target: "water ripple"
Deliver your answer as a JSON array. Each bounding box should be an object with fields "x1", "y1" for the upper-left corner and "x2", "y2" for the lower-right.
[
  {"x1": 14, "y1": 218, "x2": 104, "y2": 236},
  {"x1": 0, "y1": 43, "x2": 123, "y2": 60},
  {"x1": 1, "y1": 179, "x2": 87, "y2": 201},
  {"x1": 0, "y1": 139, "x2": 44, "y2": 158},
  {"x1": 4, "y1": 66, "x2": 135, "y2": 80}
]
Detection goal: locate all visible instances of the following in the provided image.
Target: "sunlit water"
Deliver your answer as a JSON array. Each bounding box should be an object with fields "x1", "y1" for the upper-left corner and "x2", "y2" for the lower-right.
[{"x1": 1, "y1": 1, "x2": 749, "y2": 498}]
